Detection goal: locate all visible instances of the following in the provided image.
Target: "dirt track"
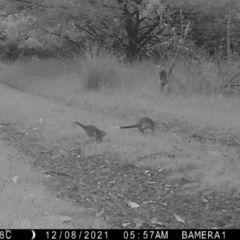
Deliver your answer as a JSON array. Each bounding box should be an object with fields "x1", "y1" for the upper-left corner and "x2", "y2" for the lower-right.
[
  {"x1": 0, "y1": 84, "x2": 109, "y2": 228},
  {"x1": 0, "y1": 80, "x2": 240, "y2": 228}
]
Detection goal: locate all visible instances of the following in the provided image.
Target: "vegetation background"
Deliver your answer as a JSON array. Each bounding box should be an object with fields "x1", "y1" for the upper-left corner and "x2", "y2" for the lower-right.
[{"x1": 0, "y1": 0, "x2": 240, "y2": 229}]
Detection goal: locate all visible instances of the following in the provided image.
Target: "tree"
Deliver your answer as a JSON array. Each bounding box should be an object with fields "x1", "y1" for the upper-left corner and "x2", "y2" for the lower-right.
[
  {"x1": 0, "y1": 0, "x2": 240, "y2": 61},
  {"x1": 0, "y1": 0, "x2": 173, "y2": 60}
]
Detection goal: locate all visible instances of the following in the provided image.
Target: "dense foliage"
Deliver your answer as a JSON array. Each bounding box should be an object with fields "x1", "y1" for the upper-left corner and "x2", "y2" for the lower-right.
[{"x1": 0, "y1": 0, "x2": 239, "y2": 61}]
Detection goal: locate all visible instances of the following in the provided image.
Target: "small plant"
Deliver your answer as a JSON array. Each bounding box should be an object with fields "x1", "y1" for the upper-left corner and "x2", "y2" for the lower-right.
[{"x1": 80, "y1": 50, "x2": 121, "y2": 91}]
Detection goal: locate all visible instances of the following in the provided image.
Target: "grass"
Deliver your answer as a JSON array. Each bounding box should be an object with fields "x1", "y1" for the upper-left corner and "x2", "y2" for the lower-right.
[
  {"x1": 1, "y1": 51, "x2": 240, "y2": 193},
  {"x1": 0, "y1": 136, "x2": 108, "y2": 228},
  {"x1": 0, "y1": 52, "x2": 240, "y2": 131},
  {"x1": 80, "y1": 51, "x2": 121, "y2": 90},
  {"x1": 0, "y1": 52, "x2": 240, "y2": 129},
  {"x1": 1, "y1": 51, "x2": 240, "y2": 229}
]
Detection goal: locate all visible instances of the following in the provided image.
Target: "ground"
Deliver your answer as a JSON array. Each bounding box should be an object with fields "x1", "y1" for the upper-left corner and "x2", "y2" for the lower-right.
[{"x1": 0, "y1": 60, "x2": 240, "y2": 229}]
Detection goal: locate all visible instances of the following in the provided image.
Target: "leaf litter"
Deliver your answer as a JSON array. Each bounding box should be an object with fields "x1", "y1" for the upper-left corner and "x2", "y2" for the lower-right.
[{"x1": 1, "y1": 123, "x2": 240, "y2": 229}]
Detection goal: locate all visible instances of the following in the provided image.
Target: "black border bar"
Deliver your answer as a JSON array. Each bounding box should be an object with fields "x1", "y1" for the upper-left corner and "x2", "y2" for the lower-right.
[{"x1": 0, "y1": 229, "x2": 237, "y2": 240}]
